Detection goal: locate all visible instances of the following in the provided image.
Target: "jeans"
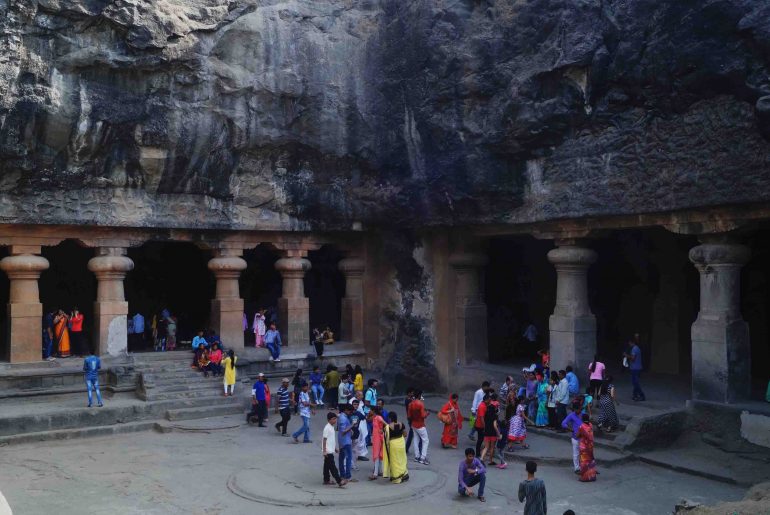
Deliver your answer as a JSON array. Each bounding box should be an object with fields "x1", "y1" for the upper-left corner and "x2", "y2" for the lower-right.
[
  {"x1": 292, "y1": 415, "x2": 311, "y2": 442},
  {"x1": 312, "y1": 384, "x2": 325, "y2": 405},
  {"x1": 338, "y1": 444, "x2": 353, "y2": 479},
  {"x1": 413, "y1": 426, "x2": 429, "y2": 460},
  {"x1": 323, "y1": 454, "x2": 342, "y2": 484},
  {"x1": 366, "y1": 419, "x2": 373, "y2": 446},
  {"x1": 556, "y1": 403, "x2": 568, "y2": 429},
  {"x1": 474, "y1": 427, "x2": 484, "y2": 457},
  {"x1": 266, "y1": 340, "x2": 281, "y2": 360},
  {"x1": 459, "y1": 473, "x2": 485, "y2": 497},
  {"x1": 276, "y1": 408, "x2": 291, "y2": 434},
  {"x1": 43, "y1": 332, "x2": 53, "y2": 359},
  {"x1": 86, "y1": 378, "x2": 102, "y2": 406},
  {"x1": 631, "y1": 369, "x2": 645, "y2": 400}
]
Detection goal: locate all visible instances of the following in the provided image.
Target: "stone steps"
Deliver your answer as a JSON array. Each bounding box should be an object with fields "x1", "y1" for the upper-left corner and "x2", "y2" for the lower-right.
[
  {"x1": 0, "y1": 420, "x2": 159, "y2": 446},
  {"x1": 165, "y1": 403, "x2": 244, "y2": 421}
]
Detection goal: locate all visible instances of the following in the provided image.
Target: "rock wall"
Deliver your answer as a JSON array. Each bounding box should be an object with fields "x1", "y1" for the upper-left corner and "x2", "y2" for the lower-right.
[{"x1": 2, "y1": 0, "x2": 770, "y2": 230}]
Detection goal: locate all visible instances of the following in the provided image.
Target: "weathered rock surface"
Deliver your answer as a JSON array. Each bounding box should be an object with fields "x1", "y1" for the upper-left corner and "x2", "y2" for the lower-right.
[{"x1": 1, "y1": 0, "x2": 770, "y2": 230}]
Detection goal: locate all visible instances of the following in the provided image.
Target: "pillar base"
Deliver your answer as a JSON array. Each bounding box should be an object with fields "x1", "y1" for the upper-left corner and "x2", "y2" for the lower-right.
[
  {"x1": 279, "y1": 297, "x2": 309, "y2": 346},
  {"x1": 94, "y1": 301, "x2": 128, "y2": 356},
  {"x1": 211, "y1": 298, "x2": 244, "y2": 352},
  {"x1": 7, "y1": 303, "x2": 43, "y2": 362},
  {"x1": 549, "y1": 314, "x2": 596, "y2": 381},
  {"x1": 692, "y1": 317, "x2": 750, "y2": 403}
]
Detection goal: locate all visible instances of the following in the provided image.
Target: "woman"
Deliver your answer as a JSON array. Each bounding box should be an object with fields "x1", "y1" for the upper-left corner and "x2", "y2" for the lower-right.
[
  {"x1": 165, "y1": 315, "x2": 177, "y2": 351},
  {"x1": 535, "y1": 373, "x2": 549, "y2": 427},
  {"x1": 209, "y1": 343, "x2": 223, "y2": 376},
  {"x1": 597, "y1": 376, "x2": 619, "y2": 432},
  {"x1": 439, "y1": 393, "x2": 462, "y2": 449},
  {"x1": 507, "y1": 397, "x2": 532, "y2": 450},
  {"x1": 353, "y1": 365, "x2": 364, "y2": 393},
  {"x1": 577, "y1": 414, "x2": 597, "y2": 482},
  {"x1": 547, "y1": 371, "x2": 559, "y2": 429},
  {"x1": 382, "y1": 412, "x2": 409, "y2": 483},
  {"x1": 291, "y1": 368, "x2": 304, "y2": 414},
  {"x1": 53, "y1": 310, "x2": 71, "y2": 358},
  {"x1": 480, "y1": 397, "x2": 500, "y2": 465},
  {"x1": 197, "y1": 348, "x2": 212, "y2": 377},
  {"x1": 369, "y1": 406, "x2": 387, "y2": 480},
  {"x1": 588, "y1": 355, "x2": 605, "y2": 400},
  {"x1": 222, "y1": 350, "x2": 237, "y2": 396},
  {"x1": 253, "y1": 309, "x2": 266, "y2": 348}
]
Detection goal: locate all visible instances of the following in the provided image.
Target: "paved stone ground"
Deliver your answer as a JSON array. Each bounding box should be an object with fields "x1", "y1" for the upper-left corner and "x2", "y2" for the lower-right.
[{"x1": 0, "y1": 409, "x2": 745, "y2": 514}]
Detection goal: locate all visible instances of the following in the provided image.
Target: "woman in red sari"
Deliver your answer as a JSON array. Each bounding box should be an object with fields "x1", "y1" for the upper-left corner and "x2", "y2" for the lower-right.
[
  {"x1": 577, "y1": 413, "x2": 597, "y2": 482},
  {"x1": 439, "y1": 393, "x2": 462, "y2": 449},
  {"x1": 53, "y1": 310, "x2": 71, "y2": 358}
]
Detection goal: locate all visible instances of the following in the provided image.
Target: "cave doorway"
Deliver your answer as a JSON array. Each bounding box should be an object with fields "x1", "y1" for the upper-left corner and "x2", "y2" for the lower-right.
[
  {"x1": 0, "y1": 247, "x2": 9, "y2": 361},
  {"x1": 39, "y1": 239, "x2": 97, "y2": 356},
  {"x1": 307, "y1": 246, "x2": 344, "y2": 340},
  {"x1": 742, "y1": 224, "x2": 770, "y2": 399},
  {"x1": 484, "y1": 236, "x2": 556, "y2": 363},
  {"x1": 125, "y1": 242, "x2": 213, "y2": 352},
  {"x1": 241, "y1": 245, "x2": 282, "y2": 346}
]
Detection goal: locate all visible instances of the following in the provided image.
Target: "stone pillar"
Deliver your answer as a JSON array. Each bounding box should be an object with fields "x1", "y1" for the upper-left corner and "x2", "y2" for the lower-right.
[
  {"x1": 208, "y1": 250, "x2": 247, "y2": 352},
  {"x1": 548, "y1": 243, "x2": 597, "y2": 380},
  {"x1": 88, "y1": 247, "x2": 134, "y2": 356},
  {"x1": 689, "y1": 241, "x2": 751, "y2": 403},
  {"x1": 449, "y1": 252, "x2": 488, "y2": 364},
  {"x1": 338, "y1": 257, "x2": 364, "y2": 345},
  {"x1": 275, "y1": 252, "x2": 311, "y2": 346},
  {"x1": 0, "y1": 246, "x2": 49, "y2": 362}
]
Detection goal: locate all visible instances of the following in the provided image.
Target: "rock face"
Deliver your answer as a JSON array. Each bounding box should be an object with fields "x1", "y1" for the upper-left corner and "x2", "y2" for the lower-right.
[{"x1": 1, "y1": 0, "x2": 770, "y2": 230}]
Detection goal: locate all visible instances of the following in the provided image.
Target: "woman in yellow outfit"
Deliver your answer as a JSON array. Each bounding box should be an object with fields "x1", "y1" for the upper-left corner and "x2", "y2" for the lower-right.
[
  {"x1": 223, "y1": 350, "x2": 237, "y2": 396},
  {"x1": 354, "y1": 365, "x2": 364, "y2": 392}
]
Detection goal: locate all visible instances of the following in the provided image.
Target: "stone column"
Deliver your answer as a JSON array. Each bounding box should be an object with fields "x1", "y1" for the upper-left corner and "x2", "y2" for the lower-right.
[
  {"x1": 275, "y1": 251, "x2": 311, "y2": 346},
  {"x1": 449, "y1": 252, "x2": 488, "y2": 364},
  {"x1": 548, "y1": 242, "x2": 597, "y2": 380},
  {"x1": 88, "y1": 247, "x2": 134, "y2": 356},
  {"x1": 0, "y1": 246, "x2": 49, "y2": 362},
  {"x1": 338, "y1": 256, "x2": 364, "y2": 345},
  {"x1": 689, "y1": 240, "x2": 751, "y2": 403},
  {"x1": 208, "y1": 249, "x2": 247, "y2": 352}
]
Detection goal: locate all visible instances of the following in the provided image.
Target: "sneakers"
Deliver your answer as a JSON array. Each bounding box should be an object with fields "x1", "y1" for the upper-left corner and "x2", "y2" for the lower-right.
[
  {"x1": 274, "y1": 359, "x2": 281, "y2": 362},
  {"x1": 268, "y1": 357, "x2": 274, "y2": 362}
]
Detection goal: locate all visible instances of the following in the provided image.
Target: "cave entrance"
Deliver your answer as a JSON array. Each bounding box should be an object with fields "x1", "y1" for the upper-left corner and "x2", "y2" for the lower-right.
[
  {"x1": 484, "y1": 236, "x2": 556, "y2": 363},
  {"x1": 241, "y1": 245, "x2": 282, "y2": 346},
  {"x1": 307, "y1": 246, "x2": 345, "y2": 341},
  {"x1": 742, "y1": 223, "x2": 770, "y2": 399},
  {"x1": 125, "y1": 242, "x2": 213, "y2": 352}
]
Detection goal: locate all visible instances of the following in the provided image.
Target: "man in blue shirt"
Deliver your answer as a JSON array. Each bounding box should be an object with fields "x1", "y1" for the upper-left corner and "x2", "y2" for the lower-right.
[
  {"x1": 192, "y1": 330, "x2": 208, "y2": 350},
  {"x1": 561, "y1": 401, "x2": 583, "y2": 473},
  {"x1": 624, "y1": 337, "x2": 646, "y2": 401},
  {"x1": 337, "y1": 404, "x2": 354, "y2": 481},
  {"x1": 565, "y1": 366, "x2": 580, "y2": 397},
  {"x1": 264, "y1": 323, "x2": 282, "y2": 362},
  {"x1": 83, "y1": 354, "x2": 103, "y2": 408},
  {"x1": 249, "y1": 373, "x2": 267, "y2": 427}
]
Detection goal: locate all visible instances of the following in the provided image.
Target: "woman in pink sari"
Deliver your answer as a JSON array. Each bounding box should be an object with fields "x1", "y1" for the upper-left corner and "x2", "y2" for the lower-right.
[{"x1": 369, "y1": 406, "x2": 387, "y2": 480}]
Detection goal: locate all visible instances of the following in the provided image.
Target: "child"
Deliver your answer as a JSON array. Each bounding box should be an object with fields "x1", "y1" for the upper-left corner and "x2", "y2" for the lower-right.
[
  {"x1": 322, "y1": 412, "x2": 347, "y2": 487},
  {"x1": 310, "y1": 366, "x2": 325, "y2": 406},
  {"x1": 508, "y1": 397, "x2": 533, "y2": 450},
  {"x1": 495, "y1": 409, "x2": 509, "y2": 469},
  {"x1": 198, "y1": 348, "x2": 212, "y2": 377},
  {"x1": 222, "y1": 350, "x2": 237, "y2": 396}
]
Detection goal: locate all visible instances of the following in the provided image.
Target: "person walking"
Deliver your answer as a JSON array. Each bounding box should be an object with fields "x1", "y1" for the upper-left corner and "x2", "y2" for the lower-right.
[
  {"x1": 222, "y1": 350, "x2": 237, "y2": 396},
  {"x1": 518, "y1": 460, "x2": 547, "y2": 515},
  {"x1": 624, "y1": 338, "x2": 646, "y2": 401},
  {"x1": 565, "y1": 366, "x2": 580, "y2": 398},
  {"x1": 473, "y1": 394, "x2": 489, "y2": 457},
  {"x1": 322, "y1": 412, "x2": 347, "y2": 488},
  {"x1": 83, "y1": 353, "x2": 103, "y2": 408},
  {"x1": 369, "y1": 406, "x2": 387, "y2": 480},
  {"x1": 480, "y1": 394, "x2": 500, "y2": 466},
  {"x1": 264, "y1": 323, "x2": 282, "y2": 362},
  {"x1": 577, "y1": 414, "x2": 597, "y2": 482},
  {"x1": 383, "y1": 412, "x2": 409, "y2": 483},
  {"x1": 469, "y1": 381, "x2": 490, "y2": 440},
  {"x1": 587, "y1": 355, "x2": 606, "y2": 400},
  {"x1": 292, "y1": 382, "x2": 314, "y2": 443},
  {"x1": 561, "y1": 401, "x2": 584, "y2": 474},
  {"x1": 408, "y1": 389, "x2": 430, "y2": 465},
  {"x1": 274, "y1": 378, "x2": 293, "y2": 436},
  {"x1": 364, "y1": 378, "x2": 379, "y2": 445},
  {"x1": 457, "y1": 448, "x2": 486, "y2": 503},
  {"x1": 596, "y1": 377, "x2": 619, "y2": 432},
  {"x1": 291, "y1": 368, "x2": 304, "y2": 414},
  {"x1": 351, "y1": 398, "x2": 369, "y2": 463},
  {"x1": 337, "y1": 404, "x2": 355, "y2": 482},
  {"x1": 507, "y1": 396, "x2": 533, "y2": 450},
  {"x1": 439, "y1": 393, "x2": 463, "y2": 449},
  {"x1": 250, "y1": 373, "x2": 268, "y2": 427},
  {"x1": 535, "y1": 373, "x2": 549, "y2": 427}
]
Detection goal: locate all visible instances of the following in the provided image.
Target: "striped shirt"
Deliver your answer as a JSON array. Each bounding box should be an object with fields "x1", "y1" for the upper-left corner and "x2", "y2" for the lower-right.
[
  {"x1": 518, "y1": 478, "x2": 547, "y2": 515},
  {"x1": 277, "y1": 386, "x2": 291, "y2": 410}
]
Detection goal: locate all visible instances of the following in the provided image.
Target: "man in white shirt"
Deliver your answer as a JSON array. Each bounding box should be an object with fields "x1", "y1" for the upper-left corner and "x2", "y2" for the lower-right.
[
  {"x1": 554, "y1": 370, "x2": 570, "y2": 431},
  {"x1": 322, "y1": 412, "x2": 347, "y2": 487},
  {"x1": 468, "y1": 381, "x2": 490, "y2": 440}
]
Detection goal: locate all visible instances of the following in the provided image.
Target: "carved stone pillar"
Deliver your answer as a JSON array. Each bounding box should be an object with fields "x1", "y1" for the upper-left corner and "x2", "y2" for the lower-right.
[
  {"x1": 548, "y1": 242, "x2": 597, "y2": 380},
  {"x1": 338, "y1": 257, "x2": 364, "y2": 345},
  {"x1": 689, "y1": 240, "x2": 751, "y2": 403},
  {"x1": 449, "y1": 251, "x2": 488, "y2": 364},
  {"x1": 208, "y1": 249, "x2": 247, "y2": 352},
  {"x1": 275, "y1": 251, "x2": 311, "y2": 346},
  {"x1": 0, "y1": 246, "x2": 49, "y2": 362},
  {"x1": 88, "y1": 247, "x2": 134, "y2": 356}
]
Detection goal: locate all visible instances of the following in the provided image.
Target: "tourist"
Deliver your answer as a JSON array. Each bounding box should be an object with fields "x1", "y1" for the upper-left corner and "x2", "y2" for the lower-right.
[
  {"x1": 253, "y1": 309, "x2": 266, "y2": 348},
  {"x1": 53, "y1": 309, "x2": 71, "y2": 358},
  {"x1": 222, "y1": 350, "x2": 237, "y2": 397},
  {"x1": 582, "y1": 389, "x2": 593, "y2": 418},
  {"x1": 291, "y1": 368, "x2": 304, "y2": 414},
  {"x1": 309, "y1": 366, "x2": 325, "y2": 406},
  {"x1": 495, "y1": 406, "x2": 509, "y2": 469},
  {"x1": 457, "y1": 448, "x2": 486, "y2": 503},
  {"x1": 369, "y1": 406, "x2": 387, "y2": 480},
  {"x1": 554, "y1": 370, "x2": 570, "y2": 431},
  {"x1": 439, "y1": 393, "x2": 463, "y2": 449},
  {"x1": 165, "y1": 315, "x2": 177, "y2": 351},
  {"x1": 588, "y1": 354, "x2": 606, "y2": 400},
  {"x1": 383, "y1": 412, "x2": 409, "y2": 483},
  {"x1": 499, "y1": 376, "x2": 514, "y2": 411},
  {"x1": 337, "y1": 403, "x2": 355, "y2": 482},
  {"x1": 518, "y1": 460, "x2": 547, "y2": 515},
  {"x1": 274, "y1": 378, "x2": 293, "y2": 436},
  {"x1": 70, "y1": 307, "x2": 85, "y2": 356},
  {"x1": 155, "y1": 311, "x2": 167, "y2": 351},
  {"x1": 538, "y1": 349, "x2": 550, "y2": 378},
  {"x1": 597, "y1": 376, "x2": 619, "y2": 432},
  {"x1": 83, "y1": 352, "x2": 103, "y2": 408},
  {"x1": 525, "y1": 372, "x2": 538, "y2": 421},
  {"x1": 480, "y1": 392, "x2": 500, "y2": 466},
  {"x1": 353, "y1": 365, "x2": 364, "y2": 392},
  {"x1": 345, "y1": 364, "x2": 354, "y2": 380},
  {"x1": 263, "y1": 378, "x2": 271, "y2": 423},
  {"x1": 351, "y1": 398, "x2": 368, "y2": 463},
  {"x1": 322, "y1": 326, "x2": 335, "y2": 345},
  {"x1": 132, "y1": 312, "x2": 145, "y2": 348},
  {"x1": 338, "y1": 374, "x2": 354, "y2": 407},
  {"x1": 473, "y1": 394, "x2": 489, "y2": 457},
  {"x1": 469, "y1": 381, "x2": 490, "y2": 441},
  {"x1": 565, "y1": 366, "x2": 580, "y2": 398},
  {"x1": 624, "y1": 338, "x2": 646, "y2": 401},
  {"x1": 364, "y1": 378, "x2": 379, "y2": 444},
  {"x1": 408, "y1": 388, "x2": 430, "y2": 465},
  {"x1": 208, "y1": 343, "x2": 223, "y2": 376},
  {"x1": 264, "y1": 322, "x2": 282, "y2": 362},
  {"x1": 249, "y1": 373, "x2": 267, "y2": 427},
  {"x1": 191, "y1": 330, "x2": 207, "y2": 367},
  {"x1": 42, "y1": 310, "x2": 54, "y2": 360},
  {"x1": 522, "y1": 322, "x2": 538, "y2": 350},
  {"x1": 547, "y1": 372, "x2": 559, "y2": 430},
  {"x1": 404, "y1": 387, "x2": 417, "y2": 452},
  {"x1": 197, "y1": 347, "x2": 212, "y2": 377},
  {"x1": 376, "y1": 398, "x2": 389, "y2": 421},
  {"x1": 561, "y1": 401, "x2": 584, "y2": 474},
  {"x1": 508, "y1": 396, "x2": 532, "y2": 450},
  {"x1": 322, "y1": 412, "x2": 347, "y2": 488},
  {"x1": 322, "y1": 365, "x2": 341, "y2": 409},
  {"x1": 577, "y1": 414, "x2": 597, "y2": 482},
  {"x1": 535, "y1": 373, "x2": 550, "y2": 427}
]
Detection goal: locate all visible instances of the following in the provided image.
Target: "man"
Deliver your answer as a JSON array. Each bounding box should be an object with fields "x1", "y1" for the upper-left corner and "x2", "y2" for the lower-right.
[
  {"x1": 408, "y1": 388, "x2": 430, "y2": 465},
  {"x1": 458, "y1": 448, "x2": 486, "y2": 503},
  {"x1": 132, "y1": 312, "x2": 145, "y2": 347},
  {"x1": 42, "y1": 310, "x2": 55, "y2": 360},
  {"x1": 376, "y1": 398, "x2": 389, "y2": 422},
  {"x1": 565, "y1": 366, "x2": 580, "y2": 398},
  {"x1": 274, "y1": 378, "x2": 293, "y2": 436},
  {"x1": 70, "y1": 307, "x2": 85, "y2": 356},
  {"x1": 364, "y1": 378, "x2": 378, "y2": 445},
  {"x1": 264, "y1": 323, "x2": 282, "y2": 362},
  {"x1": 350, "y1": 398, "x2": 368, "y2": 463},
  {"x1": 292, "y1": 382, "x2": 313, "y2": 443},
  {"x1": 561, "y1": 401, "x2": 584, "y2": 474},
  {"x1": 83, "y1": 353, "x2": 103, "y2": 408},
  {"x1": 554, "y1": 370, "x2": 570, "y2": 431},
  {"x1": 249, "y1": 373, "x2": 268, "y2": 427},
  {"x1": 474, "y1": 394, "x2": 490, "y2": 457},
  {"x1": 337, "y1": 404, "x2": 355, "y2": 482},
  {"x1": 469, "y1": 381, "x2": 490, "y2": 440},
  {"x1": 322, "y1": 412, "x2": 347, "y2": 488},
  {"x1": 624, "y1": 338, "x2": 646, "y2": 401},
  {"x1": 323, "y1": 365, "x2": 341, "y2": 409},
  {"x1": 518, "y1": 460, "x2": 547, "y2": 515},
  {"x1": 523, "y1": 322, "x2": 538, "y2": 347},
  {"x1": 499, "y1": 376, "x2": 514, "y2": 409}
]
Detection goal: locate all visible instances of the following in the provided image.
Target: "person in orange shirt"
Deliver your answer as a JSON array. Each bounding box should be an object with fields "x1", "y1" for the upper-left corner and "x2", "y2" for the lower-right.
[
  {"x1": 69, "y1": 307, "x2": 85, "y2": 356},
  {"x1": 407, "y1": 389, "x2": 430, "y2": 465}
]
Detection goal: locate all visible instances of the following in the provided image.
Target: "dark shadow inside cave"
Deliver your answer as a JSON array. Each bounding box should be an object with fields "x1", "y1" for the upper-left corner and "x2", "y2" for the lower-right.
[
  {"x1": 241, "y1": 245, "x2": 282, "y2": 346},
  {"x1": 306, "y1": 246, "x2": 344, "y2": 339}
]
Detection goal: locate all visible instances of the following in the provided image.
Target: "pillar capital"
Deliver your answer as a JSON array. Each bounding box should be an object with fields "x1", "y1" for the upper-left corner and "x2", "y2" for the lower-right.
[
  {"x1": 338, "y1": 257, "x2": 365, "y2": 276},
  {"x1": 275, "y1": 256, "x2": 312, "y2": 277},
  {"x1": 547, "y1": 245, "x2": 597, "y2": 268},
  {"x1": 88, "y1": 253, "x2": 134, "y2": 279},
  {"x1": 207, "y1": 255, "x2": 248, "y2": 280},
  {"x1": 0, "y1": 254, "x2": 50, "y2": 280},
  {"x1": 689, "y1": 242, "x2": 750, "y2": 267}
]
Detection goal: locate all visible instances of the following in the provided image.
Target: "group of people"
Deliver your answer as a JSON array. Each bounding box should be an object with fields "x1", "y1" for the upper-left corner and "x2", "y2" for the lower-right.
[{"x1": 42, "y1": 307, "x2": 86, "y2": 360}]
